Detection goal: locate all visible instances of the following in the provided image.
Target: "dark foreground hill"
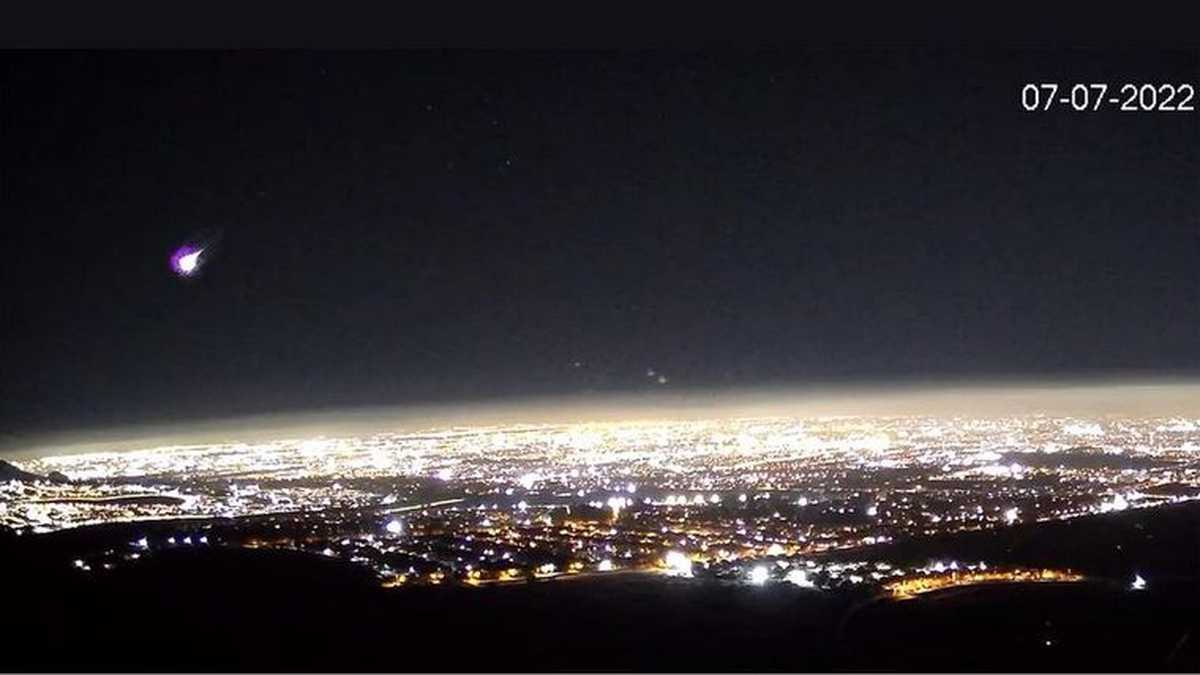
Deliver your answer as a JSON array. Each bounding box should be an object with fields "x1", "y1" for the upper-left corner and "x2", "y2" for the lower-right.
[
  {"x1": 3, "y1": 502, "x2": 1199, "y2": 671},
  {"x1": 825, "y1": 498, "x2": 1200, "y2": 581},
  {"x1": 838, "y1": 579, "x2": 1200, "y2": 671},
  {"x1": 0, "y1": 459, "x2": 49, "y2": 483}
]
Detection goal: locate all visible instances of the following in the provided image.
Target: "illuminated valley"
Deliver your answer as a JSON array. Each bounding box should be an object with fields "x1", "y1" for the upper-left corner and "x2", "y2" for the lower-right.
[{"x1": 4, "y1": 409, "x2": 1198, "y2": 596}]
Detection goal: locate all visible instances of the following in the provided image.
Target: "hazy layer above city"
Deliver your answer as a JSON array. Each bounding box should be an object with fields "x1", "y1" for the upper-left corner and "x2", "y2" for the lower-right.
[{"x1": 6, "y1": 377, "x2": 1197, "y2": 460}]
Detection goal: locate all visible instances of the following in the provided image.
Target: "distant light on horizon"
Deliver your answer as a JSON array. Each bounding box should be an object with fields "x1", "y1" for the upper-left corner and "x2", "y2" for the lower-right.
[{"x1": 11, "y1": 379, "x2": 1200, "y2": 462}]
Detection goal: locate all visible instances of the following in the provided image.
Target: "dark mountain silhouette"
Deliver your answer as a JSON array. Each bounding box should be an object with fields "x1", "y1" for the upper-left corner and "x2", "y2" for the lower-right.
[
  {"x1": 0, "y1": 459, "x2": 47, "y2": 482},
  {"x1": 0, "y1": 459, "x2": 68, "y2": 483}
]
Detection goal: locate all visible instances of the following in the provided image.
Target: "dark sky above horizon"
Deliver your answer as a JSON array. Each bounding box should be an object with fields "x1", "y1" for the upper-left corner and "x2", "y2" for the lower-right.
[{"x1": 2, "y1": 49, "x2": 1197, "y2": 435}]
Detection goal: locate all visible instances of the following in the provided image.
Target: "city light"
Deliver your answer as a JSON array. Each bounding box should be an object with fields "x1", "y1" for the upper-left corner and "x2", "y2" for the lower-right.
[
  {"x1": 785, "y1": 569, "x2": 815, "y2": 587},
  {"x1": 4, "y1": 411, "x2": 1197, "y2": 597},
  {"x1": 748, "y1": 565, "x2": 769, "y2": 585},
  {"x1": 664, "y1": 551, "x2": 693, "y2": 578}
]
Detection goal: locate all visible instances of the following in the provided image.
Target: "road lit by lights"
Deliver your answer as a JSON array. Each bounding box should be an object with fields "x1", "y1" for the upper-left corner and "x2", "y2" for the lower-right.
[{"x1": 884, "y1": 567, "x2": 1085, "y2": 599}]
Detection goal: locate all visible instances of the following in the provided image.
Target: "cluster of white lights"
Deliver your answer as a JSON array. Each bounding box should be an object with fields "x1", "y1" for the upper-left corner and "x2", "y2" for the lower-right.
[
  {"x1": 663, "y1": 551, "x2": 693, "y2": 577},
  {"x1": 748, "y1": 565, "x2": 770, "y2": 585}
]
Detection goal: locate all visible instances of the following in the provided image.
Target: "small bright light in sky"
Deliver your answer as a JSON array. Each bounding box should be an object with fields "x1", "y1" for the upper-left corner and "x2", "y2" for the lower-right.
[
  {"x1": 178, "y1": 249, "x2": 202, "y2": 272},
  {"x1": 171, "y1": 245, "x2": 204, "y2": 276},
  {"x1": 1131, "y1": 574, "x2": 1147, "y2": 591}
]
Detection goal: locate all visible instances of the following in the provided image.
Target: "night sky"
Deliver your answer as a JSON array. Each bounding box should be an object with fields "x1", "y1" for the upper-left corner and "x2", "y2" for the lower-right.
[{"x1": 2, "y1": 50, "x2": 1197, "y2": 435}]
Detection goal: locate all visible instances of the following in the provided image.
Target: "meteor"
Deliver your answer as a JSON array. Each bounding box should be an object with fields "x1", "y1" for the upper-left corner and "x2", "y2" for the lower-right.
[
  {"x1": 170, "y1": 245, "x2": 206, "y2": 277},
  {"x1": 175, "y1": 248, "x2": 203, "y2": 275},
  {"x1": 169, "y1": 229, "x2": 222, "y2": 279}
]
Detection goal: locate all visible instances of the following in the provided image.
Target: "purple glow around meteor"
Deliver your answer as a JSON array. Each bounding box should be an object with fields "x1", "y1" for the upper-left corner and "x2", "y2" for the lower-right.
[
  {"x1": 170, "y1": 245, "x2": 204, "y2": 277},
  {"x1": 169, "y1": 229, "x2": 222, "y2": 279}
]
